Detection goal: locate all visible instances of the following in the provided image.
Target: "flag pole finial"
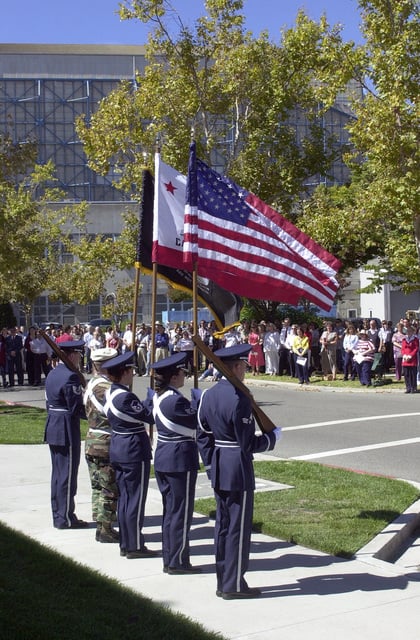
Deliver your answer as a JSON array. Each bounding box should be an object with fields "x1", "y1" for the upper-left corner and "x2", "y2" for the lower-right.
[{"x1": 155, "y1": 133, "x2": 161, "y2": 154}]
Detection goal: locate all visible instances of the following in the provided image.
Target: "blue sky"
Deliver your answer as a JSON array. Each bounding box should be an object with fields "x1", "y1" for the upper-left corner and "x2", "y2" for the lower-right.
[{"x1": 1, "y1": 0, "x2": 364, "y2": 45}]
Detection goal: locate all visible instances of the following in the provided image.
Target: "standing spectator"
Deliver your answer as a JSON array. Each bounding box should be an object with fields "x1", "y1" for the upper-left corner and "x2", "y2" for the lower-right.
[
  {"x1": 24, "y1": 326, "x2": 37, "y2": 386},
  {"x1": 55, "y1": 325, "x2": 73, "y2": 344},
  {"x1": 136, "y1": 324, "x2": 150, "y2": 376},
  {"x1": 247, "y1": 322, "x2": 264, "y2": 376},
  {"x1": 278, "y1": 317, "x2": 291, "y2": 375},
  {"x1": 343, "y1": 324, "x2": 358, "y2": 381},
  {"x1": 83, "y1": 347, "x2": 119, "y2": 543},
  {"x1": 353, "y1": 330, "x2": 375, "y2": 387},
  {"x1": 334, "y1": 319, "x2": 346, "y2": 373},
  {"x1": 177, "y1": 329, "x2": 195, "y2": 375},
  {"x1": 90, "y1": 330, "x2": 104, "y2": 353},
  {"x1": 106, "y1": 327, "x2": 122, "y2": 353},
  {"x1": 31, "y1": 329, "x2": 52, "y2": 385},
  {"x1": 320, "y1": 322, "x2": 337, "y2": 381},
  {"x1": 44, "y1": 340, "x2": 88, "y2": 529},
  {"x1": 285, "y1": 324, "x2": 298, "y2": 377},
  {"x1": 238, "y1": 319, "x2": 250, "y2": 344},
  {"x1": 0, "y1": 327, "x2": 8, "y2": 388},
  {"x1": 379, "y1": 320, "x2": 393, "y2": 373},
  {"x1": 155, "y1": 322, "x2": 170, "y2": 361},
  {"x1": 401, "y1": 325, "x2": 419, "y2": 393},
  {"x1": 122, "y1": 323, "x2": 133, "y2": 354},
  {"x1": 83, "y1": 325, "x2": 95, "y2": 374},
  {"x1": 223, "y1": 325, "x2": 241, "y2": 348},
  {"x1": 309, "y1": 322, "x2": 321, "y2": 373},
  {"x1": 392, "y1": 322, "x2": 405, "y2": 381},
  {"x1": 102, "y1": 351, "x2": 157, "y2": 559},
  {"x1": 367, "y1": 319, "x2": 380, "y2": 352},
  {"x1": 197, "y1": 344, "x2": 280, "y2": 599},
  {"x1": 151, "y1": 352, "x2": 201, "y2": 574},
  {"x1": 291, "y1": 326, "x2": 310, "y2": 385},
  {"x1": 6, "y1": 326, "x2": 24, "y2": 387},
  {"x1": 263, "y1": 322, "x2": 280, "y2": 376}
]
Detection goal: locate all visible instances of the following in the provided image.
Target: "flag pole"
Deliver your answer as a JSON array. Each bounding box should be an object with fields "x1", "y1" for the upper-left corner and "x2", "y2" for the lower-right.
[
  {"x1": 150, "y1": 136, "x2": 161, "y2": 388},
  {"x1": 131, "y1": 164, "x2": 149, "y2": 371},
  {"x1": 189, "y1": 129, "x2": 199, "y2": 387}
]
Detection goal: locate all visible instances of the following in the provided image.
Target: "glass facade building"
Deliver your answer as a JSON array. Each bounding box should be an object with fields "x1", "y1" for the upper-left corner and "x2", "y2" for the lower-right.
[{"x1": 0, "y1": 44, "x2": 359, "y2": 326}]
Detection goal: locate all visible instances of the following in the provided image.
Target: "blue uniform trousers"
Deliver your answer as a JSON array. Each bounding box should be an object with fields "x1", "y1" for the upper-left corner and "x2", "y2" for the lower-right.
[
  {"x1": 155, "y1": 469, "x2": 198, "y2": 569},
  {"x1": 49, "y1": 443, "x2": 80, "y2": 528},
  {"x1": 215, "y1": 488, "x2": 254, "y2": 594},
  {"x1": 114, "y1": 460, "x2": 150, "y2": 552}
]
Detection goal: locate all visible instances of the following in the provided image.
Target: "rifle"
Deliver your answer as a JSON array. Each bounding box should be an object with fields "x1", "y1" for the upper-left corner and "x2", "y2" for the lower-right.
[
  {"x1": 192, "y1": 334, "x2": 276, "y2": 434},
  {"x1": 39, "y1": 329, "x2": 87, "y2": 388}
]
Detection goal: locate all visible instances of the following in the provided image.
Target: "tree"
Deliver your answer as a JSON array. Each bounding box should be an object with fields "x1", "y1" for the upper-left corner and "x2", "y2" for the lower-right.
[
  {"x1": 300, "y1": 0, "x2": 420, "y2": 292},
  {"x1": 77, "y1": 0, "x2": 419, "y2": 304},
  {"x1": 78, "y1": 0, "x2": 349, "y2": 214},
  {"x1": 0, "y1": 134, "x2": 139, "y2": 323}
]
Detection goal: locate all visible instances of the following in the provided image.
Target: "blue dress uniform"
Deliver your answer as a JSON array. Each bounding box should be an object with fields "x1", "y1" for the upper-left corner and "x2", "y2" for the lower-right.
[
  {"x1": 44, "y1": 340, "x2": 87, "y2": 529},
  {"x1": 197, "y1": 344, "x2": 278, "y2": 598},
  {"x1": 102, "y1": 352, "x2": 155, "y2": 557},
  {"x1": 152, "y1": 352, "x2": 200, "y2": 573}
]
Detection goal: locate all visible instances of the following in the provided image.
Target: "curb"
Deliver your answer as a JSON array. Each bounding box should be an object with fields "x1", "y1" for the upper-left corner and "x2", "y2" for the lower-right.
[{"x1": 355, "y1": 491, "x2": 420, "y2": 568}]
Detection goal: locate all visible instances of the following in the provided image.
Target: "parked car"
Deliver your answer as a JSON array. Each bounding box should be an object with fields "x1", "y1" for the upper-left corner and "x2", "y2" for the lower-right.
[
  {"x1": 39, "y1": 322, "x2": 62, "y2": 330},
  {"x1": 88, "y1": 318, "x2": 112, "y2": 328}
]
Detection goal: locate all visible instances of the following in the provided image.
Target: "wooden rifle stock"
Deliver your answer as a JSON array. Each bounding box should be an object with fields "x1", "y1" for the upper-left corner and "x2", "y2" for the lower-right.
[
  {"x1": 39, "y1": 329, "x2": 87, "y2": 388},
  {"x1": 192, "y1": 335, "x2": 276, "y2": 434}
]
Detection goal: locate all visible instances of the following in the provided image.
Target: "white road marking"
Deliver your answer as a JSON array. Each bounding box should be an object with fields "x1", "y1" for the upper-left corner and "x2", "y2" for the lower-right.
[
  {"x1": 293, "y1": 437, "x2": 420, "y2": 460},
  {"x1": 284, "y1": 413, "x2": 420, "y2": 431}
]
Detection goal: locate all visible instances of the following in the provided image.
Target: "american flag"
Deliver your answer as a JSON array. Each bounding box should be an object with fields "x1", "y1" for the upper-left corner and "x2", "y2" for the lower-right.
[
  {"x1": 147, "y1": 156, "x2": 242, "y2": 327},
  {"x1": 183, "y1": 142, "x2": 341, "y2": 311}
]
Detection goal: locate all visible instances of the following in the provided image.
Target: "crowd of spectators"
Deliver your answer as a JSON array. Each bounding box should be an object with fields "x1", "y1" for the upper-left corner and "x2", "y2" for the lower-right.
[{"x1": 0, "y1": 316, "x2": 419, "y2": 392}]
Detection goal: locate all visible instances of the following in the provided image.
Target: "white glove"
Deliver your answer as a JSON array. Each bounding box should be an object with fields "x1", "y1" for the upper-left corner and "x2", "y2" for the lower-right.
[{"x1": 273, "y1": 426, "x2": 282, "y2": 441}]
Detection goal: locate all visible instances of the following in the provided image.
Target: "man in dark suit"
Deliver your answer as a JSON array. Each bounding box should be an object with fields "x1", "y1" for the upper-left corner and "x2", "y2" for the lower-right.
[
  {"x1": 6, "y1": 326, "x2": 24, "y2": 386},
  {"x1": 197, "y1": 344, "x2": 281, "y2": 599}
]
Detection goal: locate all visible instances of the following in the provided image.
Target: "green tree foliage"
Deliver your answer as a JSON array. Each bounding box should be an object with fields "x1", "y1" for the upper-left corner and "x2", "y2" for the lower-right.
[
  {"x1": 78, "y1": 0, "x2": 349, "y2": 214},
  {"x1": 0, "y1": 135, "x2": 139, "y2": 320},
  {"x1": 300, "y1": 0, "x2": 420, "y2": 291},
  {"x1": 77, "y1": 0, "x2": 419, "y2": 301}
]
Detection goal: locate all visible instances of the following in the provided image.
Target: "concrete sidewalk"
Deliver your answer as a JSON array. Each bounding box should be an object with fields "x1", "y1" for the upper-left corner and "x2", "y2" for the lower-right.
[{"x1": 2, "y1": 441, "x2": 420, "y2": 640}]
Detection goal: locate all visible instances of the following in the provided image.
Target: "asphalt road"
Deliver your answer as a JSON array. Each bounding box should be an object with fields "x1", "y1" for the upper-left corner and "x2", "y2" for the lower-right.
[
  {"x1": 181, "y1": 378, "x2": 420, "y2": 485},
  {"x1": 4, "y1": 375, "x2": 420, "y2": 484}
]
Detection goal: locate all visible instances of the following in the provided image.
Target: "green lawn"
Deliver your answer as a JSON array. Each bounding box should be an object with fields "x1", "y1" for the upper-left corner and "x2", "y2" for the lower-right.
[
  {"x1": 0, "y1": 523, "x2": 224, "y2": 640},
  {"x1": 1, "y1": 400, "x2": 419, "y2": 639}
]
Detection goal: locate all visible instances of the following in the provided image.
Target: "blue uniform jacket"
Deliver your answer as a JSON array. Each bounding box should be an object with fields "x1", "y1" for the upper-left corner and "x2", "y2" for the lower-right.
[
  {"x1": 44, "y1": 364, "x2": 86, "y2": 447},
  {"x1": 105, "y1": 383, "x2": 154, "y2": 464},
  {"x1": 153, "y1": 387, "x2": 199, "y2": 473},
  {"x1": 197, "y1": 379, "x2": 276, "y2": 491}
]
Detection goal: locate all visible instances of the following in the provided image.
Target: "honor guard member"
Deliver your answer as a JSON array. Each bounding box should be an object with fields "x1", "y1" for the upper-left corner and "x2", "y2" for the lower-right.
[
  {"x1": 197, "y1": 344, "x2": 281, "y2": 599},
  {"x1": 44, "y1": 340, "x2": 88, "y2": 529},
  {"x1": 83, "y1": 347, "x2": 119, "y2": 543},
  {"x1": 102, "y1": 351, "x2": 158, "y2": 559},
  {"x1": 151, "y1": 352, "x2": 201, "y2": 575}
]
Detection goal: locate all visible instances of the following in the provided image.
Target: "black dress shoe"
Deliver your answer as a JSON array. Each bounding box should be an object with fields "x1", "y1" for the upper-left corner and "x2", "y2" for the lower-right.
[
  {"x1": 55, "y1": 518, "x2": 89, "y2": 530},
  {"x1": 163, "y1": 565, "x2": 169, "y2": 573},
  {"x1": 69, "y1": 519, "x2": 89, "y2": 529},
  {"x1": 216, "y1": 589, "x2": 223, "y2": 598},
  {"x1": 126, "y1": 547, "x2": 159, "y2": 559},
  {"x1": 167, "y1": 565, "x2": 202, "y2": 575},
  {"x1": 222, "y1": 587, "x2": 261, "y2": 600},
  {"x1": 120, "y1": 548, "x2": 127, "y2": 557}
]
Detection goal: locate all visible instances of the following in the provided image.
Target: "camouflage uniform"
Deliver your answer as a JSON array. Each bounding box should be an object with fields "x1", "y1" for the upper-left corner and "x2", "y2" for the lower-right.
[{"x1": 84, "y1": 375, "x2": 119, "y2": 542}]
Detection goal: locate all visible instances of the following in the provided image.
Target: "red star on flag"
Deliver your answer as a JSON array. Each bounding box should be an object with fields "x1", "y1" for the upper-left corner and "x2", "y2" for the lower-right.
[{"x1": 164, "y1": 180, "x2": 177, "y2": 195}]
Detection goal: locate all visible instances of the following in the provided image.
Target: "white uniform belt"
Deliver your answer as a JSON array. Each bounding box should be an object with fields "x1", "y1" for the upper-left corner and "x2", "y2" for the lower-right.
[
  {"x1": 157, "y1": 435, "x2": 194, "y2": 443},
  {"x1": 112, "y1": 425, "x2": 145, "y2": 435},
  {"x1": 215, "y1": 439, "x2": 240, "y2": 448}
]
